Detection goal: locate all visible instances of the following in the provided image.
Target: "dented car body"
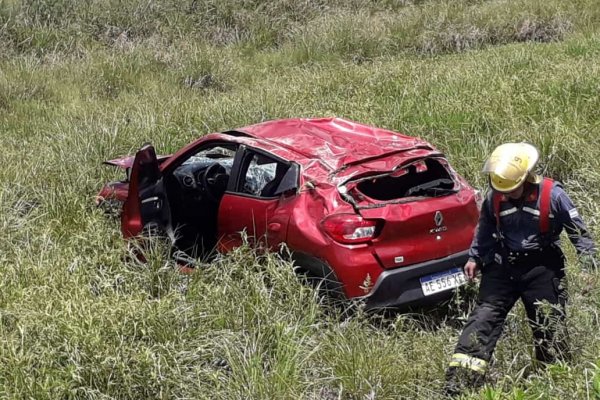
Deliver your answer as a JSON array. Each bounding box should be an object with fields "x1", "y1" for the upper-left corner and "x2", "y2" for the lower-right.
[{"x1": 98, "y1": 118, "x2": 479, "y2": 309}]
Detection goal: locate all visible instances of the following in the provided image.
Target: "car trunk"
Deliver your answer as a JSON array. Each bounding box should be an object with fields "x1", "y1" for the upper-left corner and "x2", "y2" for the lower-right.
[{"x1": 341, "y1": 157, "x2": 478, "y2": 269}]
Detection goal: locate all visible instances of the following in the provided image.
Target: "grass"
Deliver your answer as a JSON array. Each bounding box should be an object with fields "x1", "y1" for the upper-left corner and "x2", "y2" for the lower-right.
[{"x1": 1, "y1": 0, "x2": 600, "y2": 398}]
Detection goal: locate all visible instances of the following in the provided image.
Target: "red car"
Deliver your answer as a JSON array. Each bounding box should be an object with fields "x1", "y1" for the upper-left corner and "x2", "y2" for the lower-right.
[{"x1": 97, "y1": 118, "x2": 479, "y2": 309}]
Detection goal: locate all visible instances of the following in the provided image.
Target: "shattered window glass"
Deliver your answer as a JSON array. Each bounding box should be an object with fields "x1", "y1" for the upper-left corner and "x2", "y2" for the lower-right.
[
  {"x1": 182, "y1": 146, "x2": 236, "y2": 167},
  {"x1": 242, "y1": 154, "x2": 277, "y2": 196}
]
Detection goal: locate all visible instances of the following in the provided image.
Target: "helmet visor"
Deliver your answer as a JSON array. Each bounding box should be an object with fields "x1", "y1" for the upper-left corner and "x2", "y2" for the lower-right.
[{"x1": 489, "y1": 172, "x2": 523, "y2": 193}]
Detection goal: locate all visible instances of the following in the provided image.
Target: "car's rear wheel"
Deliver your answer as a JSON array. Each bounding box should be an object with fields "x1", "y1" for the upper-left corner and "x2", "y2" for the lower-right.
[{"x1": 290, "y1": 252, "x2": 345, "y2": 298}]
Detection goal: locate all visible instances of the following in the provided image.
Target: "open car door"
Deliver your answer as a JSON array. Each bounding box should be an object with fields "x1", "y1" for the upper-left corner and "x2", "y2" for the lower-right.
[{"x1": 121, "y1": 144, "x2": 173, "y2": 239}]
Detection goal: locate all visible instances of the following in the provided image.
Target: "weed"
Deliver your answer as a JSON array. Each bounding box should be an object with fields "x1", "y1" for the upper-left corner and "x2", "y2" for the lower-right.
[{"x1": 0, "y1": 0, "x2": 599, "y2": 398}]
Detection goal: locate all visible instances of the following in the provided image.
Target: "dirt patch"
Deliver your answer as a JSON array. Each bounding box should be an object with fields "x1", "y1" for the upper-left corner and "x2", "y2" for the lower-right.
[
  {"x1": 0, "y1": 92, "x2": 9, "y2": 111},
  {"x1": 183, "y1": 73, "x2": 225, "y2": 91},
  {"x1": 205, "y1": 25, "x2": 250, "y2": 47},
  {"x1": 417, "y1": 16, "x2": 573, "y2": 55},
  {"x1": 419, "y1": 25, "x2": 487, "y2": 54},
  {"x1": 13, "y1": 197, "x2": 40, "y2": 218},
  {"x1": 515, "y1": 17, "x2": 573, "y2": 43},
  {"x1": 98, "y1": 26, "x2": 135, "y2": 50}
]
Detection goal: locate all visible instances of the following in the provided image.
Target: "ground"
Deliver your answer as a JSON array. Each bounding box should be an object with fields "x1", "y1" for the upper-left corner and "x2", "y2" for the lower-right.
[{"x1": 0, "y1": 0, "x2": 600, "y2": 398}]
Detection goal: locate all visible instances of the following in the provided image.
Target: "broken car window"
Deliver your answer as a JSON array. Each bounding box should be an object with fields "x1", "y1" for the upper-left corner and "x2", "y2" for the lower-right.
[
  {"x1": 351, "y1": 158, "x2": 457, "y2": 202},
  {"x1": 237, "y1": 152, "x2": 293, "y2": 198},
  {"x1": 241, "y1": 154, "x2": 276, "y2": 196},
  {"x1": 172, "y1": 144, "x2": 236, "y2": 194}
]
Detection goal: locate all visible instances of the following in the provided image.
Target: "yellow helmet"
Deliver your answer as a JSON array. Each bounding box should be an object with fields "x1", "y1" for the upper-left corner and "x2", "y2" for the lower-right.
[{"x1": 483, "y1": 143, "x2": 540, "y2": 193}]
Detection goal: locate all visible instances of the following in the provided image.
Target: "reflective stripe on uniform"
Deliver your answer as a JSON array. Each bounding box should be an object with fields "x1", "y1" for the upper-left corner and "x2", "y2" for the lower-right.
[
  {"x1": 569, "y1": 208, "x2": 579, "y2": 219},
  {"x1": 494, "y1": 253, "x2": 503, "y2": 264},
  {"x1": 522, "y1": 207, "x2": 540, "y2": 216},
  {"x1": 499, "y1": 207, "x2": 518, "y2": 217},
  {"x1": 522, "y1": 206, "x2": 555, "y2": 218},
  {"x1": 448, "y1": 353, "x2": 488, "y2": 374}
]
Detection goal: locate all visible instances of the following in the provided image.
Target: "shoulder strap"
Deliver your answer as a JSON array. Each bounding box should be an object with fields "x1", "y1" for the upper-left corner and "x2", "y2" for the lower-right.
[
  {"x1": 492, "y1": 191, "x2": 503, "y2": 232},
  {"x1": 538, "y1": 177, "x2": 554, "y2": 234},
  {"x1": 492, "y1": 180, "x2": 553, "y2": 234}
]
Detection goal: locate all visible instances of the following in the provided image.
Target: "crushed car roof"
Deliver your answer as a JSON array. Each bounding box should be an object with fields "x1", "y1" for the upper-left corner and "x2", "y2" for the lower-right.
[
  {"x1": 236, "y1": 118, "x2": 437, "y2": 172},
  {"x1": 103, "y1": 118, "x2": 444, "y2": 187}
]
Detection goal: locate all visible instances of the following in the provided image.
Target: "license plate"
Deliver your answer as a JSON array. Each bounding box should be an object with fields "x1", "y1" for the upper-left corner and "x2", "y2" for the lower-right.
[{"x1": 420, "y1": 267, "x2": 466, "y2": 296}]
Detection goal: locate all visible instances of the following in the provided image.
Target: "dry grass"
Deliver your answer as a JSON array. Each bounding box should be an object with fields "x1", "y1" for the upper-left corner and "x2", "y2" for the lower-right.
[{"x1": 0, "y1": 0, "x2": 599, "y2": 398}]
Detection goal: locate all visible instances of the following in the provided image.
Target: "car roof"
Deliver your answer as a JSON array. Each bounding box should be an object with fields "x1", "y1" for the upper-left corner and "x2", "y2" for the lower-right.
[{"x1": 234, "y1": 117, "x2": 436, "y2": 172}]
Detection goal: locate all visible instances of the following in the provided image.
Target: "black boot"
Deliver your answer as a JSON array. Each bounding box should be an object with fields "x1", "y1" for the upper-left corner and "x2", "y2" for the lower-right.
[{"x1": 444, "y1": 366, "x2": 485, "y2": 397}]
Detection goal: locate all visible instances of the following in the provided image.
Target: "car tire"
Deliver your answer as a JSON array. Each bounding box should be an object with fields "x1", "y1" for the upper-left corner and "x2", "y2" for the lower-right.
[{"x1": 289, "y1": 252, "x2": 345, "y2": 299}]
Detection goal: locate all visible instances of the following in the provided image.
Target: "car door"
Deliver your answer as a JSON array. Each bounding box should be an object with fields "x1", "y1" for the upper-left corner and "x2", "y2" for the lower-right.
[
  {"x1": 121, "y1": 144, "x2": 173, "y2": 239},
  {"x1": 217, "y1": 148, "x2": 299, "y2": 252}
]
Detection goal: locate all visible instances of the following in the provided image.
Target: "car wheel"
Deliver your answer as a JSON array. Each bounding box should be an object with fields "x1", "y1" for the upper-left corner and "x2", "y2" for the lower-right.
[{"x1": 290, "y1": 252, "x2": 345, "y2": 299}]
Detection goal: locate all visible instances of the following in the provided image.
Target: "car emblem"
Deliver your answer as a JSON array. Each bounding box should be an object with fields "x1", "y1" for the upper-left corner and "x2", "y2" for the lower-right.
[
  {"x1": 434, "y1": 211, "x2": 443, "y2": 227},
  {"x1": 430, "y1": 211, "x2": 447, "y2": 234}
]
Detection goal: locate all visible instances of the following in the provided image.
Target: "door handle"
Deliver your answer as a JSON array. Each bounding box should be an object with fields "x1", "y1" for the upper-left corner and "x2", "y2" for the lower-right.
[{"x1": 268, "y1": 222, "x2": 282, "y2": 232}]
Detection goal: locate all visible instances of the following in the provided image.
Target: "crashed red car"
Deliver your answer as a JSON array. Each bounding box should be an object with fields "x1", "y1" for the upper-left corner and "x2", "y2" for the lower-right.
[{"x1": 97, "y1": 118, "x2": 479, "y2": 309}]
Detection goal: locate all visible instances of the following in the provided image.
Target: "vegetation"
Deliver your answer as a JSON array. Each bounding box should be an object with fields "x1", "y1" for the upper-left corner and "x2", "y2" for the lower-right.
[{"x1": 1, "y1": 0, "x2": 600, "y2": 398}]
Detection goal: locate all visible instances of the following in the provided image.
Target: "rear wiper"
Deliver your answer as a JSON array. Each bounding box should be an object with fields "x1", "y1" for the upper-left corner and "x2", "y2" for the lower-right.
[
  {"x1": 418, "y1": 187, "x2": 458, "y2": 196},
  {"x1": 407, "y1": 187, "x2": 458, "y2": 197},
  {"x1": 406, "y1": 178, "x2": 457, "y2": 197}
]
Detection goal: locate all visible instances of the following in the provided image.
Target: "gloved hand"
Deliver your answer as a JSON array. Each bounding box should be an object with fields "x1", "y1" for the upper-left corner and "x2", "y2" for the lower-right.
[{"x1": 579, "y1": 253, "x2": 598, "y2": 271}]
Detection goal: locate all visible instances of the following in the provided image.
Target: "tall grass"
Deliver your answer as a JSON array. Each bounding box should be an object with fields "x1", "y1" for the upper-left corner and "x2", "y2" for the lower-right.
[{"x1": 1, "y1": 0, "x2": 599, "y2": 398}]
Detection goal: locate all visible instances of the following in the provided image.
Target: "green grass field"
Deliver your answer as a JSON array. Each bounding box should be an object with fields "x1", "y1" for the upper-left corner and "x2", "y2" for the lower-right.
[{"x1": 1, "y1": 0, "x2": 600, "y2": 398}]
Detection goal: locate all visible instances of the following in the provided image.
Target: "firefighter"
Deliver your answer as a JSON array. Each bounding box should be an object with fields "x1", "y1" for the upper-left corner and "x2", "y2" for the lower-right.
[{"x1": 444, "y1": 142, "x2": 597, "y2": 395}]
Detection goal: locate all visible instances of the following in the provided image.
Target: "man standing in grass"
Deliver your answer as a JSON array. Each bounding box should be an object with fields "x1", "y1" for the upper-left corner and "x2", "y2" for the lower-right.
[{"x1": 444, "y1": 142, "x2": 597, "y2": 395}]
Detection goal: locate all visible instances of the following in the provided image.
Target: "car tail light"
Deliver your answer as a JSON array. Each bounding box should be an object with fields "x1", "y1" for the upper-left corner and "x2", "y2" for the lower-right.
[{"x1": 320, "y1": 214, "x2": 382, "y2": 244}]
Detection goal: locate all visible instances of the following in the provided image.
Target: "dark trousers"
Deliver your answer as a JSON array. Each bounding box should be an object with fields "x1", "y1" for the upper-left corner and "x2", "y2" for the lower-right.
[{"x1": 454, "y1": 248, "x2": 568, "y2": 366}]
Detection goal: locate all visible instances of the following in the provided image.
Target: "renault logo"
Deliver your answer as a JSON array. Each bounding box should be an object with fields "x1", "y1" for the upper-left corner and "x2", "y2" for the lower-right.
[
  {"x1": 434, "y1": 211, "x2": 444, "y2": 227},
  {"x1": 430, "y1": 211, "x2": 447, "y2": 234}
]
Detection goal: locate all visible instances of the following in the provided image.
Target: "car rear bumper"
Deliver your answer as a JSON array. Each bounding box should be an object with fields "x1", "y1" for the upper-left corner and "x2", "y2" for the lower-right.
[{"x1": 364, "y1": 250, "x2": 470, "y2": 310}]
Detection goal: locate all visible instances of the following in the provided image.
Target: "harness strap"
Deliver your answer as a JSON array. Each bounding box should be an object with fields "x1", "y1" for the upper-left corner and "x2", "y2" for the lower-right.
[
  {"x1": 538, "y1": 177, "x2": 554, "y2": 234},
  {"x1": 492, "y1": 177, "x2": 554, "y2": 234},
  {"x1": 492, "y1": 191, "x2": 503, "y2": 236}
]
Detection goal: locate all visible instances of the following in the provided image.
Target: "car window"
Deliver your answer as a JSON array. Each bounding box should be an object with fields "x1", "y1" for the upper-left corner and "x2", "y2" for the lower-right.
[
  {"x1": 171, "y1": 144, "x2": 237, "y2": 194},
  {"x1": 181, "y1": 145, "x2": 236, "y2": 169},
  {"x1": 350, "y1": 158, "x2": 457, "y2": 202},
  {"x1": 237, "y1": 152, "x2": 290, "y2": 198}
]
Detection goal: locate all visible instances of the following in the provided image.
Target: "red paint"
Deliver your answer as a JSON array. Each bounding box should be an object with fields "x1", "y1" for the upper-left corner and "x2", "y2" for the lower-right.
[{"x1": 98, "y1": 118, "x2": 479, "y2": 304}]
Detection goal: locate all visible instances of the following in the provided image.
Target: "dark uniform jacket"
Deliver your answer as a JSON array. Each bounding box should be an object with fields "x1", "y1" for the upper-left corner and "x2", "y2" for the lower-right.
[{"x1": 469, "y1": 180, "x2": 596, "y2": 267}]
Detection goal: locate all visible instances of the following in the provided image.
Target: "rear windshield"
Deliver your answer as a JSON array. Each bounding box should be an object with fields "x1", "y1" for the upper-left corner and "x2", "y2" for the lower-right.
[{"x1": 350, "y1": 158, "x2": 456, "y2": 202}]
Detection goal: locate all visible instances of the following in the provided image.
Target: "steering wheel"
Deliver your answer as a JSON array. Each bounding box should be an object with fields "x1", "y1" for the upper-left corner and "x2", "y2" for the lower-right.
[{"x1": 201, "y1": 163, "x2": 228, "y2": 203}]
